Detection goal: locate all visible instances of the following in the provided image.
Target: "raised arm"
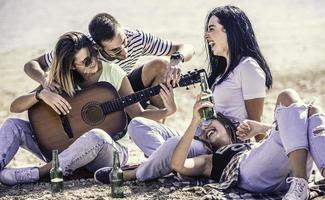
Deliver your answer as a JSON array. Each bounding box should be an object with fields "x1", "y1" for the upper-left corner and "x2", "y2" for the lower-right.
[
  {"x1": 170, "y1": 96, "x2": 213, "y2": 177},
  {"x1": 24, "y1": 54, "x2": 50, "y2": 86},
  {"x1": 24, "y1": 53, "x2": 61, "y2": 93}
]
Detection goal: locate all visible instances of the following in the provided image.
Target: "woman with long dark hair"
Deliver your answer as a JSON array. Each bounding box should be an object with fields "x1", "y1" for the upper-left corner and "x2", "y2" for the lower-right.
[
  {"x1": 171, "y1": 89, "x2": 322, "y2": 200},
  {"x1": 205, "y1": 5, "x2": 272, "y2": 141}
]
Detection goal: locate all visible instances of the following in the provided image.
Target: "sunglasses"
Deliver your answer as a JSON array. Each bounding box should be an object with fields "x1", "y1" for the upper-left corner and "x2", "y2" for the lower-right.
[
  {"x1": 81, "y1": 47, "x2": 99, "y2": 67},
  {"x1": 100, "y1": 38, "x2": 128, "y2": 58}
]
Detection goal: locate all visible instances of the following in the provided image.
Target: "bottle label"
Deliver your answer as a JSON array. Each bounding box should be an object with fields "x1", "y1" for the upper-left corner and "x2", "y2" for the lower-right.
[{"x1": 51, "y1": 178, "x2": 63, "y2": 182}]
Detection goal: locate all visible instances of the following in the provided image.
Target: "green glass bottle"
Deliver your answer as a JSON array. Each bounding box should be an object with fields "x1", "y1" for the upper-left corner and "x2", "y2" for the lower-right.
[
  {"x1": 199, "y1": 72, "x2": 215, "y2": 120},
  {"x1": 50, "y1": 149, "x2": 63, "y2": 196},
  {"x1": 110, "y1": 151, "x2": 124, "y2": 198}
]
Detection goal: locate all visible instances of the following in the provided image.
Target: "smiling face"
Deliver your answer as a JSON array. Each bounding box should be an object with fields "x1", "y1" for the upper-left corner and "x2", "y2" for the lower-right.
[
  {"x1": 100, "y1": 27, "x2": 128, "y2": 60},
  {"x1": 205, "y1": 16, "x2": 228, "y2": 57},
  {"x1": 200, "y1": 119, "x2": 232, "y2": 149}
]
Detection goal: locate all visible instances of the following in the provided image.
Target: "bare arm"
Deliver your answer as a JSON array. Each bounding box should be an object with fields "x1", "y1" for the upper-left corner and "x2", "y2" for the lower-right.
[
  {"x1": 10, "y1": 87, "x2": 71, "y2": 115},
  {"x1": 244, "y1": 97, "x2": 265, "y2": 141},
  {"x1": 10, "y1": 92, "x2": 40, "y2": 113},
  {"x1": 24, "y1": 55, "x2": 49, "y2": 86},
  {"x1": 118, "y1": 77, "x2": 176, "y2": 121},
  {"x1": 236, "y1": 119, "x2": 273, "y2": 141},
  {"x1": 24, "y1": 54, "x2": 61, "y2": 93},
  {"x1": 171, "y1": 96, "x2": 214, "y2": 177}
]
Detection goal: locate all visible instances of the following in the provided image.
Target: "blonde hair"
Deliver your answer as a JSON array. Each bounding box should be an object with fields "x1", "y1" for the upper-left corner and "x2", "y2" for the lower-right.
[{"x1": 49, "y1": 32, "x2": 93, "y2": 97}]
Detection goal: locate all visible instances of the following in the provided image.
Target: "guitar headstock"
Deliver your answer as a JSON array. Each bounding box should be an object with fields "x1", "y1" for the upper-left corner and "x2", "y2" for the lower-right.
[{"x1": 178, "y1": 69, "x2": 206, "y2": 88}]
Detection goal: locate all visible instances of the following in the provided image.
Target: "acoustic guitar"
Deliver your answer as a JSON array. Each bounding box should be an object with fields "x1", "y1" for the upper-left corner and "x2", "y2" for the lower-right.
[{"x1": 28, "y1": 69, "x2": 205, "y2": 160}]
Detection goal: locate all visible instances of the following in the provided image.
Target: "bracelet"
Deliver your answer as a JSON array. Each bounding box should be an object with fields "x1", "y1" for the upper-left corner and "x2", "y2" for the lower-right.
[{"x1": 35, "y1": 87, "x2": 43, "y2": 101}]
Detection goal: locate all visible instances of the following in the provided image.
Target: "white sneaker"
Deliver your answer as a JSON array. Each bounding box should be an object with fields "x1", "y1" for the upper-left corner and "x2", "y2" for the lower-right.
[
  {"x1": 282, "y1": 177, "x2": 309, "y2": 200},
  {"x1": 0, "y1": 167, "x2": 39, "y2": 186}
]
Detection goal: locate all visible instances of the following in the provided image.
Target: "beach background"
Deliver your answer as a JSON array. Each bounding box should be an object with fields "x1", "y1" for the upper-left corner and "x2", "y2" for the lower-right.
[{"x1": 0, "y1": 0, "x2": 325, "y2": 199}]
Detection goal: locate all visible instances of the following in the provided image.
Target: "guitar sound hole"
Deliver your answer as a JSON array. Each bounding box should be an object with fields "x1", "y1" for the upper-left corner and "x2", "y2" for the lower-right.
[{"x1": 81, "y1": 102, "x2": 104, "y2": 126}]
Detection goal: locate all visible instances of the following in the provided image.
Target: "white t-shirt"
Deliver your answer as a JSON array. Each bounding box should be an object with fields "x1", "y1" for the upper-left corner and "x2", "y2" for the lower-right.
[
  {"x1": 98, "y1": 62, "x2": 127, "y2": 91},
  {"x1": 212, "y1": 57, "x2": 266, "y2": 121}
]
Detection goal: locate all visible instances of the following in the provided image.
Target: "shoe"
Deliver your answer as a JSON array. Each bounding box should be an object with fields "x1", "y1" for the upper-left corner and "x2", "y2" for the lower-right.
[
  {"x1": 282, "y1": 177, "x2": 309, "y2": 200},
  {"x1": 94, "y1": 167, "x2": 113, "y2": 184},
  {"x1": 0, "y1": 167, "x2": 39, "y2": 186}
]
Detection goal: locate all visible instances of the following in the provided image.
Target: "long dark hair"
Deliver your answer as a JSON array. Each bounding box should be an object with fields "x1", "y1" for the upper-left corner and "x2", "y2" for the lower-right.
[{"x1": 205, "y1": 5, "x2": 272, "y2": 89}]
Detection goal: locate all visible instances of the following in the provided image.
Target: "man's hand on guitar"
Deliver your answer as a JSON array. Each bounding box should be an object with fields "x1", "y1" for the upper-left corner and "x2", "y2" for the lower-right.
[
  {"x1": 38, "y1": 88, "x2": 71, "y2": 115},
  {"x1": 159, "y1": 83, "x2": 176, "y2": 116},
  {"x1": 163, "y1": 61, "x2": 182, "y2": 88}
]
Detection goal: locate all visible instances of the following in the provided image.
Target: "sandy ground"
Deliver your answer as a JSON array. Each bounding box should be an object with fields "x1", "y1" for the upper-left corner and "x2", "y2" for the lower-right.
[{"x1": 0, "y1": 0, "x2": 325, "y2": 199}]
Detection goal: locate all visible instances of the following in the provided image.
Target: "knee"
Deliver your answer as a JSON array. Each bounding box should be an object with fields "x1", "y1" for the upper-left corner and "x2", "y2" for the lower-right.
[
  {"x1": 1, "y1": 118, "x2": 24, "y2": 135},
  {"x1": 276, "y1": 88, "x2": 301, "y2": 107},
  {"x1": 149, "y1": 58, "x2": 169, "y2": 76},
  {"x1": 127, "y1": 117, "x2": 151, "y2": 138},
  {"x1": 308, "y1": 105, "x2": 322, "y2": 117},
  {"x1": 163, "y1": 136, "x2": 182, "y2": 153},
  {"x1": 84, "y1": 129, "x2": 113, "y2": 145},
  {"x1": 2, "y1": 118, "x2": 20, "y2": 128}
]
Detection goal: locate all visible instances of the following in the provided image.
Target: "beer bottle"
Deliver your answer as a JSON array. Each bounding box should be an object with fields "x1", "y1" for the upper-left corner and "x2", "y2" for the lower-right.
[
  {"x1": 110, "y1": 151, "x2": 124, "y2": 198},
  {"x1": 199, "y1": 72, "x2": 215, "y2": 120},
  {"x1": 50, "y1": 149, "x2": 63, "y2": 196}
]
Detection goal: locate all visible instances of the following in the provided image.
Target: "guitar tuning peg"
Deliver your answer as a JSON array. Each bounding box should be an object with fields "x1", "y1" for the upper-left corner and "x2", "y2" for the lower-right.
[
  {"x1": 187, "y1": 71, "x2": 191, "y2": 74},
  {"x1": 186, "y1": 86, "x2": 189, "y2": 90}
]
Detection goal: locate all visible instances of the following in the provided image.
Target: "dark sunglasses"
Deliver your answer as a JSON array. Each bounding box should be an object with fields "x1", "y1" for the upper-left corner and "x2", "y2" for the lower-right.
[
  {"x1": 82, "y1": 47, "x2": 99, "y2": 67},
  {"x1": 99, "y1": 38, "x2": 128, "y2": 58}
]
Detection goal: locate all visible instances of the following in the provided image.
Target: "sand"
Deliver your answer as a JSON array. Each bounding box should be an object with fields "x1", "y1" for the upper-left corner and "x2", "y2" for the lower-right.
[{"x1": 0, "y1": 0, "x2": 325, "y2": 199}]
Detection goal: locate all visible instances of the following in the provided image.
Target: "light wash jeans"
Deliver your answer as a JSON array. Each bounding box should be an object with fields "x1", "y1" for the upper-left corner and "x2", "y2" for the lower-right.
[
  {"x1": 0, "y1": 118, "x2": 128, "y2": 176},
  {"x1": 238, "y1": 103, "x2": 325, "y2": 193},
  {"x1": 128, "y1": 117, "x2": 209, "y2": 181}
]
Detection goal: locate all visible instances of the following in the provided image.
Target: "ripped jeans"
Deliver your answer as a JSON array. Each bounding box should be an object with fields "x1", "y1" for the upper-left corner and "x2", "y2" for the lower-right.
[
  {"x1": 238, "y1": 103, "x2": 325, "y2": 193},
  {"x1": 0, "y1": 118, "x2": 128, "y2": 176}
]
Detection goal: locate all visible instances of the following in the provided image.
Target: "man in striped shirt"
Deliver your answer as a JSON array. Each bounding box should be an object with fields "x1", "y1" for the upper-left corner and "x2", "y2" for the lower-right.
[{"x1": 24, "y1": 13, "x2": 194, "y2": 110}]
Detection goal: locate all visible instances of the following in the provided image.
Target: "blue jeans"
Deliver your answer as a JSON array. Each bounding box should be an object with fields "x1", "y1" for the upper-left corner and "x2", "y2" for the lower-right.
[
  {"x1": 0, "y1": 118, "x2": 128, "y2": 176},
  {"x1": 238, "y1": 103, "x2": 324, "y2": 193},
  {"x1": 128, "y1": 117, "x2": 209, "y2": 181}
]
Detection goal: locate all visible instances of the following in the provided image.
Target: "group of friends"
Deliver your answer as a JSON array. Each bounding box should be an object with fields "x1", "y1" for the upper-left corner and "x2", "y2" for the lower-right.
[{"x1": 0, "y1": 5, "x2": 324, "y2": 200}]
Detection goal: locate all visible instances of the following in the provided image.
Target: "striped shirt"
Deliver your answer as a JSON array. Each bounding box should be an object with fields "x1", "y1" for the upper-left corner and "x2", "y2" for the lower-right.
[{"x1": 43, "y1": 28, "x2": 173, "y2": 74}]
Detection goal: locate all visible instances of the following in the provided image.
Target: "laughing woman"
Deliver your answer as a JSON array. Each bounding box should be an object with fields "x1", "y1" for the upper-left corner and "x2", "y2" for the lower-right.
[
  {"x1": 171, "y1": 89, "x2": 323, "y2": 200},
  {"x1": 0, "y1": 32, "x2": 176, "y2": 185},
  {"x1": 205, "y1": 5, "x2": 273, "y2": 141}
]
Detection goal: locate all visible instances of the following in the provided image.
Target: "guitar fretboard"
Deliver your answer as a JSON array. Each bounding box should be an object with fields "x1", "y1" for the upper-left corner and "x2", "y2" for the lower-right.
[
  {"x1": 101, "y1": 85, "x2": 161, "y2": 114},
  {"x1": 100, "y1": 68, "x2": 205, "y2": 115}
]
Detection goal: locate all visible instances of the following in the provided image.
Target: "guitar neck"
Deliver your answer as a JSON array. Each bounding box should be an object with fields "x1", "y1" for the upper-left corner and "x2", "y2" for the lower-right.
[
  {"x1": 101, "y1": 84, "x2": 162, "y2": 114},
  {"x1": 100, "y1": 68, "x2": 205, "y2": 115}
]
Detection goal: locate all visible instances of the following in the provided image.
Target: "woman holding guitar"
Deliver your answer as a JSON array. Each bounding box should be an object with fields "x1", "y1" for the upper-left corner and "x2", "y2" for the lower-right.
[{"x1": 0, "y1": 32, "x2": 176, "y2": 185}]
